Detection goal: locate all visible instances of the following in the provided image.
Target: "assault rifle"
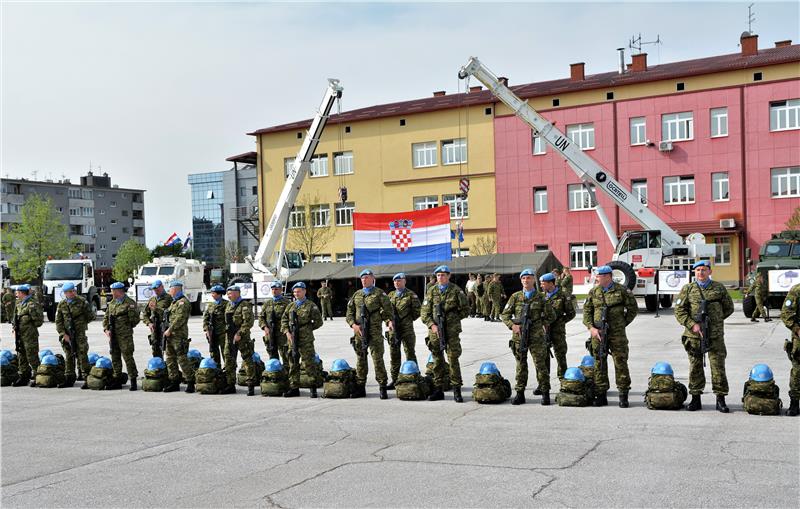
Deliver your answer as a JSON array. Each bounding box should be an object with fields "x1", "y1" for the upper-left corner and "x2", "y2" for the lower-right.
[
  {"x1": 160, "y1": 309, "x2": 170, "y2": 357},
  {"x1": 542, "y1": 310, "x2": 554, "y2": 359},
  {"x1": 434, "y1": 301, "x2": 447, "y2": 353},
  {"x1": 13, "y1": 312, "x2": 22, "y2": 357},
  {"x1": 265, "y1": 308, "x2": 279, "y2": 359},
  {"x1": 697, "y1": 298, "x2": 711, "y2": 367},
  {"x1": 517, "y1": 301, "x2": 531, "y2": 359},
  {"x1": 108, "y1": 314, "x2": 119, "y2": 357},
  {"x1": 289, "y1": 308, "x2": 300, "y2": 363},
  {"x1": 225, "y1": 304, "x2": 240, "y2": 359},
  {"x1": 64, "y1": 307, "x2": 80, "y2": 380},
  {"x1": 151, "y1": 306, "x2": 164, "y2": 357},
  {"x1": 386, "y1": 305, "x2": 401, "y2": 348},
  {"x1": 594, "y1": 306, "x2": 610, "y2": 369},
  {"x1": 358, "y1": 302, "x2": 370, "y2": 360}
]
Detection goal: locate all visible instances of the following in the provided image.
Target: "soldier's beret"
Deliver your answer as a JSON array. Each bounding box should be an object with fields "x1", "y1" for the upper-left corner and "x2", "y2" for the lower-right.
[
  {"x1": 596, "y1": 265, "x2": 613, "y2": 275},
  {"x1": 210, "y1": 285, "x2": 225, "y2": 293},
  {"x1": 150, "y1": 280, "x2": 163, "y2": 289},
  {"x1": 393, "y1": 272, "x2": 406, "y2": 280},
  {"x1": 540, "y1": 273, "x2": 556, "y2": 282},
  {"x1": 519, "y1": 268, "x2": 535, "y2": 278},
  {"x1": 434, "y1": 265, "x2": 450, "y2": 274},
  {"x1": 269, "y1": 281, "x2": 283, "y2": 289},
  {"x1": 226, "y1": 285, "x2": 240, "y2": 292},
  {"x1": 17, "y1": 284, "x2": 31, "y2": 292},
  {"x1": 62, "y1": 282, "x2": 76, "y2": 291},
  {"x1": 692, "y1": 260, "x2": 711, "y2": 269},
  {"x1": 359, "y1": 269, "x2": 374, "y2": 277},
  {"x1": 110, "y1": 282, "x2": 125, "y2": 290},
  {"x1": 169, "y1": 280, "x2": 184, "y2": 288},
  {"x1": 292, "y1": 282, "x2": 307, "y2": 290}
]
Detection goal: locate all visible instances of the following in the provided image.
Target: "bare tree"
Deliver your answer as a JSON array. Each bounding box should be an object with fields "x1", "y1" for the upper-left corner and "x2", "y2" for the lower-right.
[
  {"x1": 472, "y1": 235, "x2": 497, "y2": 256},
  {"x1": 787, "y1": 206, "x2": 800, "y2": 230},
  {"x1": 221, "y1": 240, "x2": 246, "y2": 266},
  {"x1": 287, "y1": 193, "x2": 336, "y2": 261}
]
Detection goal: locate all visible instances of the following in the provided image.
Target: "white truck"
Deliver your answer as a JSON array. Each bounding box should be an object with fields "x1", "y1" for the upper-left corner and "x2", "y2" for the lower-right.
[
  {"x1": 41, "y1": 258, "x2": 100, "y2": 322},
  {"x1": 458, "y1": 57, "x2": 716, "y2": 311},
  {"x1": 127, "y1": 257, "x2": 206, "y2": 315}
]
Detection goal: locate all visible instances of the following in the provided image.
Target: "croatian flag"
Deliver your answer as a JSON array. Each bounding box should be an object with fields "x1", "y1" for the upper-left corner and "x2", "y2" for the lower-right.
[
  {"x1": 165, "y1": 232, "x2": 182, "y2": 246},
  {"x1": 353, "y1": 206, "x2": 452, "y2": 266},
  {"x1": 182, "y1": 232, "x2": 192, "y2": 252}
]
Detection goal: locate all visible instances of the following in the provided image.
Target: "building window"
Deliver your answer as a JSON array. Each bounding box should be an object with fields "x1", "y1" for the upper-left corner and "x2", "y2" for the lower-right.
[
  {"x1": 712, "y1": 172, "x2": 729, "y2": 201},
  {"x1": 534, "y1": 244, "x2": 549, "y2": 252},
  {"x1": 240, "y1": 186, "x2": 247, "y2": 197},
  {"x1": 336, "y1": 252, "x2": 354, "y2": 263},
  {"x1": 442, "y1": 194, "x2": 468, "y2": 219},
  {"x1": 122, "y1": 227, "x2": 129, "y2": 234},
  {"x1": 284, "y1": 157, "x2": 295, "y2": 177},
  {"x1": 710, "y1": 108, "x2": 728, "y2": 137},
  {"x1": 99, "y1": 226, "x2": 106, "y2": 233},
  {"x1": 532, "y1": 133, "x2": 546, "y2": 155},
  {"x1": 335, "y1": 201, "x2": 354, "y2": 226},
  {"x1": 1, "y1": 203, "x2": 20, "y2": 214},
  {"x1": 412, "y1": 142, "x2": 438, "y2": 168},
  {"x1": 69, "y1": 208, "x2": 79, "y2": 216},
  {"x1": 289, "y1": 206, "x2": 305, "y2": 229},
  {"x1": 452, "y1": 248, "x2": 470, "y2": 257},
  {"x1": 713, "y1": 236, "x2": 731, "y2": 265},
  {"x1": 566, "y1": 123, "x2": 595, "y2": 150},
  {"x1": 121, "y1": 210, "x2": 128, "y2": 216},
  {"x1": 663, "y1": 176, "x2": 695, "y2": 204},
  {"x1": 771, "y1": 166, "x2": 800, "y2": 198},
  {"x1": 252, "y1": 185, "x2": 258, "y2": 195},
  {"x1": 311, "y1": 204, "x2": 330, "y2": 227},
  {"x1": 309, "y1": 155, "x2": 328, "y2": 177},
  {"x1": 631, "y1": 179, "x2": 648, "y2": 206},
  {"x1": 630, "y1": 117, "x2": 646, "y2": 145},
  {"x1": 333, "y1": 151, "x2": 354, "y2": 175},
  {"x1": 770, "y1": 99, "x2": 800, "y2": 131},
  {"x1": 413, "y1": 195, "x2": 438, "y2": 210},
  {"x1": 568, "y1": 183, "x2": 595, "y2": 211},
  {"x1": 441, "y1": 138, "x2": 467, "y2": 165},
  {"x1": 99, "y1": 244, "x2": 107, "y2": 251},
  {"x1": 570, "y1": 243, "x2": 597, "y2": 269},
  {"x1": 82, "y1": 189, "x2": 93, "y2": 200},
  {"x1": 81, "y1": 207, "x2": 93, "y2": 216},
  {"x1": 56, "y1": 207, "x2": 63, "y2": 213},
  {"x1": 68, "y1": 188, "x2": 81, "y2": 199},
  {"x1": 98, "y1": 209, "x2": 105, "y2": 215},
  {"x1": 111, "y1": 236, "x2": 118, "y2": 242},
  {"x1": 662, "y1": 112, "x2": 694, "y2": 141},
  {"x1": 110, "y1": 201, "x2": 117, "y2": 207},
  {"x1": 533, "y1": 187, "x2": 548, "y2": 213},
  {"x1": 110, "y1": 219, "x2": 117, "y2": 224},
  {"x1": 312, "y1": 254, "x2": 332, "y2": 263}
]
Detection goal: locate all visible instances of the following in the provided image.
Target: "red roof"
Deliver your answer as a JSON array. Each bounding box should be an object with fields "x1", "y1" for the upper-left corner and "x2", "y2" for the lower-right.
[
  {"x1": 248, "y1": 44, "x2": 800, "y2": 136},
  {"x1": 226, "y1": 151, "x2": 257, "y2": 164}
]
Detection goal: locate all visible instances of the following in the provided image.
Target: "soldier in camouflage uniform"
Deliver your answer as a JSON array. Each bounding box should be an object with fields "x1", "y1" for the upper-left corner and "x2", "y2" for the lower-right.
[
  {"x1": 202, "y1": 285, "x2": 227, "y2": 366},
  {"x1": 501, "y1": 269, "x2": 557, "y2": 405},
  {"x1": 101, "y1": 282, "x2": 140, "y2": 390},
  {"x1": 780, "y1": 283, "x2": 800, "y2": 416},
  {"x1": 674, "y1": 260, "x2": 735, "y2": 413},
  {"x1": 750, "y1": 272, "x2": 771, "y2": 322},
  {"x1": 317, "y1": 280, "x2": 334, "y2": 320},
  {"x1": 163, "y1": 281, "x2": 196, "y2": 393},
  {"x1": 2, "y1": 287, "x2": 14, "y2": 323},
  {"x1": 282, "y1": 282, "x2": 323, "y2": 398},
  {"x1": 10, "y1": 284, "x2": 43, "y2": 386},
  {"x1": 474, "y1": 274, "x2": 485, "y2": 318},
  {"x1": 583, "y1": 265, "x2": 638, "y2": 408},
  {"x1": 224, "y1": 285, "x2": 256, "y2": 396},
  {"x1": 540, "y1": 272, "x2": 576, "y2": 381},
  {"x1": 55, "y1": 282, "x2": 93, "y2": 387},
  {"x1": 346, "y1": 269, "x2": 394, "y2": 399},
  {"x1": 386, "y1": 272, "x2": 421, "y2": 389},
  {"x1": 421, "y1": 265, "x2": 470, "y2": 402},
  {"x1": 259, "y1": 281, "x2": 292, "y2": 368},
  {"x1": 141, "y1": 280, "x2": 171, "y2": 358},
  {"x1": 487, "y1": 274, "x2": 504, "y2": 322}
]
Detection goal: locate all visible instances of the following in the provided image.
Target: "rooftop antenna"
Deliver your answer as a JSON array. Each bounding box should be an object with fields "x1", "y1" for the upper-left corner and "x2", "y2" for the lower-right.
[
  {"x1": 32, "y1": 170, "x2": 38, "y2": 181},
  {"x1": 629, "y1": 33, "x2": 663, "y2": 64},
  {"x1": 747, "y1": 3, "x2": 756, "y2": 35}
]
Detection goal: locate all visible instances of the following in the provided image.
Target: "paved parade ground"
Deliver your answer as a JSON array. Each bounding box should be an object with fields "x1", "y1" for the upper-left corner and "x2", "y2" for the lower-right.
[{"x1": 2, "y1": 303, "x2": 798, "y2": 508}]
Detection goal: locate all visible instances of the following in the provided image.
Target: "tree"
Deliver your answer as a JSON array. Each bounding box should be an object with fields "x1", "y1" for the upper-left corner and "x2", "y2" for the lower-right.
[
  {"x1": 787, "y1": 206, "x2": 800, "y2": 230},
  {"x1": 221, "y1": 240, "x2": 246, "y2": 266},
  {"x1": 113, "y1": 239, "x2": 152, "y2": 282},
  {"x1": 471, "y1": 235, "x2": 497, "y2": 256},
  {"x1": 151, "y1": 242, "x2": 184, "y2": 258},
  {"x1": 1, "y1": 194, "x2": 75, "y2": 282},
  {"x1": 287, "y1": 193, "x2": 336, "y2": 261}
]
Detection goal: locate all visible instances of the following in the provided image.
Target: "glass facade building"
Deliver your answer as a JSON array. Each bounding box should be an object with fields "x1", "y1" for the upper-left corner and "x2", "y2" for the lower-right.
[{"x1": 188, "y1": 172, "x2": 225, "y2": 266}]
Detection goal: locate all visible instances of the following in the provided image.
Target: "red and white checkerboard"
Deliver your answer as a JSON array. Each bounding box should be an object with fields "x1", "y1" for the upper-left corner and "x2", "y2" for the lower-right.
[{"x1": 390, "y1": 228, "x2": 412, "y2": 252}]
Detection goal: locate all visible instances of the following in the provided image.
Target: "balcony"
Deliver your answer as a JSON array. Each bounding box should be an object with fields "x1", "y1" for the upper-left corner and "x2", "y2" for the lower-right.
[{"x1": 133, "y1": 219, "x2": 144, "y2": 228}]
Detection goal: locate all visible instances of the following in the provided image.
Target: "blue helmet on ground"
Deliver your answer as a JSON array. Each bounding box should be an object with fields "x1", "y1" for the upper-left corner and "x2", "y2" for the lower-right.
[
  {"x1": 200, "y1": 358, "x2": 218, "y2": 370},
  {"x1": 564, "y1": 367, "x2": 586, "y2": 381},
  {"x1": 479, "y1": 362, "x2": 500, "y2": 375},
  {"x1": 265, "y1": 359, "x2": 283, "y2": 372},
  {"x1": 400, "y1": 360, "x2": 420, "y2": 375},
  {"x1": 0, "y1": 357, "x2": 8, "y2": 367},
  {"x1": 1, "y1": 349, "x2": 14, "y2": 361},
  {"x1": 41, "y1": 354, "x2": 59, "y2": 366},
  {"x1": 38, "y1": 349, "x2": 54, "y2": 361},
  {"x1": 331, "y1": 359, "x2": 351, "y2": 372},
  {"x1": 252, "y1": 352, "x2": 261, "y2": 363},
  {"x1": 187, "y1": 349, "x2": 202, "y2": 360},
  {"x1": 147, "y1": 357, "x2": 166, "y2": 371},
  {"x1": 87, "y1": 352, "x2": 101, "y2": 366},
  {"x1": 580, "y1": 355, "x2": 595, "y2": 368},
  {"x1": 96, "y1": 357, "x2": 112, "y2": 369},
  {"x1": 651, "y1": 362, "x2": 674, "y2": 376},
  {"x1": 749, "y1": 363, "x2": 773, "y2": 382}
]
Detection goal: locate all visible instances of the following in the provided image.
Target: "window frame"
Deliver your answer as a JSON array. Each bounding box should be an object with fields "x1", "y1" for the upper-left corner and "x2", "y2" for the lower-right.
[
  {"x1": 441, "y1": 138, "x2": 468, "y2": 165},
  {"x1": 334, "y1": 201, "x2": 355, "y2": 226},
  {"x1": 710, "y1": 107, "x2": 728, "y2": 138},
  {"x1": 770, "y1": 99, "x2": 800, "y2": 132},
  {"x1": 629, "y1": 117, "x2": 646, "y2": 146},
  {"x1": 711, "y1": 172, "x2": 730, "y2": 202},
  {"x1": 631, "y1": 179, "x2": 648, "y2": 207},
  {"x1": 412, "y1": 141, "x2": 438, "y2": 168},
  {"x1": 663, "y1": 175, "x2": 696, "y2": 205},
  {"x1": 567, "y1": 183, "x2": 596, "y2": 211},
  {"x1": 570, "y1": 243, "x2": 598, "y2": 269},
  {"x1": 288, "y1": 206, "x2": 306, "y2": 229},
  {"x1": 442, "y1": 193, "x2": 469, "y2": 219},
  {"x1": 309, "y1": 155, "x2": 329, "y2": 178},
  {"x1": 713, "y1": 236, "x2": 732, "y2": 266},
  {"x1": 333, "y1": 151, "x2": 354, "y2": 175},
  {"x1": 310, "y1": 204, "x2": 330, "y2": 227},
  {"x1": 413, "y1": 195, "x2": 439, "y2": 210},
  {"x1": 533, "y1": 187, "x2": 548, "y2": 213},
  {"x1": 661, "y1": 111, "x2": 694, "y2": 142},
  {"x1": 566, "y1": 123, "x2": 596, "y2": 150},
  {"x1": 771, "y1": 166, "x2": 800, "y2": 198},
  {"x1": 532, "y1": 132, "x2": 547, "y2": 155}
]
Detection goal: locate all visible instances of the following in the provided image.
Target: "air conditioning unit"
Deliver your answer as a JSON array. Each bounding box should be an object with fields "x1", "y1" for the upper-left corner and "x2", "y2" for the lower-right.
[
  {"x1": 658, "y1": 141, "x2": 674, "y2": 152},
  {"x1": 720, "y1": 218, "x2": 736, "y2": 229}
]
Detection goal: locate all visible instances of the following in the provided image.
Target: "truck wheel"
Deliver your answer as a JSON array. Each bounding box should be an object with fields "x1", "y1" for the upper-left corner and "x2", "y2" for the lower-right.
[
  {"x1": 742, "y1": 295, "x2": 755, "y2": 318},
  {"x1": 607, "y1": 261, "x2": 637, "y2": 291},
  {"x1": 644, "y1": 294, "x2": 658, "y2": 312},
  {"x1": 90, "y1": 299, "x2": 99, "y2": 321},
  {"x1": 659, "y1": 294, "x2": 673, "y2": 309},
  {"x1": 46, "y1": 308, "x2": 56, "y2": 322}
]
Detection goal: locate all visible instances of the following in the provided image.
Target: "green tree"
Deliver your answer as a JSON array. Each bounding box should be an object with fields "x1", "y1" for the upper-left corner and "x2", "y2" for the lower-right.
[
  {"x1": 112, "y1": 239, "x2": 152, "y2": 282},
  {"x1": 151, "y1": 242, "x2": 184, "y2": 258},
  {"x1": 1, "y1": 194, "x2": 75, "y2": 282}
]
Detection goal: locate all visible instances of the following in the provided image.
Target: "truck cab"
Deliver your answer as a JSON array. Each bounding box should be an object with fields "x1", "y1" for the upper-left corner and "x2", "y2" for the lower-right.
[
  {"x1": 757, "y1": 230, "x2": 800, "y2": 307},
  {"x1": 41, "y1": 259, "x2": 99, "y2": 322},
  {"x1": 127, "y1": 257, "x2": 206, "y2": 315}
]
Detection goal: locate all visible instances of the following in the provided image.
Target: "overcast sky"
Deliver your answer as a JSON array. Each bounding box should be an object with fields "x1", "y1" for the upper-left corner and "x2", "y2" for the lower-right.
[{"x1": 2, "y1": 1, "x2": 798, "y2": 248}]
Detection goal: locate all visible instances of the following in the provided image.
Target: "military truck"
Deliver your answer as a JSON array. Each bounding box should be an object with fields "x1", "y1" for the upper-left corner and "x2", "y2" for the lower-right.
[
  {"x1": 41, "y1": 258, "x2": 100, "y2": 322},
  {"x1": 743, "y1": 230, "x2": 800, "y2": 317}
]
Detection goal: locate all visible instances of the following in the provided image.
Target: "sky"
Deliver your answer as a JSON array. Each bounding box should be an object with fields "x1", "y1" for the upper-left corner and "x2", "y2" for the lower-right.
[{"x1": 2, "y1": 1, "x2": 798, "y2": 248}]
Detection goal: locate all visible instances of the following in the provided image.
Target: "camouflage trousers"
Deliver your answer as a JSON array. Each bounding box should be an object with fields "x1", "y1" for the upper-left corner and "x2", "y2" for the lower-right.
[
  {"x1": 147, "y1": 331, "x2": 164, "y2": 359},
  {"x1": 491, "y1": 298, "x2": 502, "y2": 319},
  {"x1": 427, "y1": 331, "x2": 463, "y2": 388},
  {"x1": 511, "y1": 336, "x2": 550, "y2": 392},
  {"x1": 207, "y1": 332, "x2": 224, "y2": 366},
  {"x1": 551, "y1": 327, "x2": 568, "y2": 380},
  {"x1": 591, "y1": 334, "x2": 631, "y2": 393},
  {"x1": 263, "y1": 333, "x2": 290, "y2": 368},
  {"x1": 61, "y1": 333, "x2": 90, "y2": 379},
  {"x1": 790, "y1": 355, "x2": 800, "y2": 400},
  {"x1": 110, "y1": 334, "x2": 138, "y2": 379},
  {"x1": 351, "y1": 332, "x2": 388, "y2": 386},
  {"x1": 320, "y1": 299, "x2": 333, "y2": 319},
  {"x1": 289, "y1": 338, "x2": 318, "y2": 388},
  {"x1": 165, "y1": 335, "x2": 194, "y2": 383},
  {"x1": 387, "y1": 328, "x2": 417, "y2": 382},
  {"x1": 16, "y1": 333, "x2": 40, "y2": 379},
  {"x1": 682, "y1": 335, "x2": 728, "y2": 395},
  {"x1": 225, "y1": 337, "x2": 254, "y2": 385},
  {"x1": 752, "y1": 295, "x2": 768, "y2": 319},
  {"x1": 467, "y1": 293, "x2": 476, "y2": 316}
]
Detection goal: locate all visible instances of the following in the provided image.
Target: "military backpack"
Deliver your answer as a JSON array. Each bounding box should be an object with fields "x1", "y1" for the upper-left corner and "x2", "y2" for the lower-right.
[
  {"x1": 425, "y1": 359, "x2": 451, "y2": 390},
  {"x1": 142, "y1": 367, "x2": 169, "y2": 392},
  {"x1": 237, "y1": 358, "x2": 266, "y2": 386},
  {"x1": 742, "y1": 380, "x2": 782, "y2": 416},
  {"x1": 1, "y1": 357, "x2": 19, "y2": 386},
  {"x1": 557, "y1": 379, "x2": 591, "y2": 407},
  {"x1": 196, "y1": 366, "x2": 225, "y2": 395},
  {"x1": 396, "y1": 373, "x2": 433, "y2": 401},
  {"x1": 645, "y1": 374, "x2": 688, "y2": 410},
  {"x1": 261, "y1": 369, "x2": 290, "y2": 397},
  {"x1": 299, "y1": 359, "x2": 326, "y2": 389},
  {"x1": 86, "y1": 365, "x2": 125, "y2": 390},
  {"x1": 323, "y1": 368, "x2": 355, "y2": 399},
  {"x1": 34, "y1": 354, "x2": 66, "y2": 388},
  {"x1": 473, "y1": 372, "x2": 512, "y2": 404}
]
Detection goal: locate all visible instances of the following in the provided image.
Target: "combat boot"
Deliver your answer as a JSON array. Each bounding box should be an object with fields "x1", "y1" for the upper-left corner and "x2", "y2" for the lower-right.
[
  {"x1": 750, "y1": 318, "x2": 757, "y2": 322},
  {"x1": 593, "y1": 392, "x2": 608, "y2": 406},
  {"x1": 386, "y1": 380, "x2": 396, "y2": 390},
  {"x1": 350, "y1": 384, "x2": 366, "y2": 399},
  {"x1": 428, "y1": 387, "x2": 445, "y2": 401},
  {"x1": 310, "y1": 387, "x2": 318, "y2": 399},
  {"x1": 687, "y1": 394, "x2": 702, "y2": 411},
  {"x1": 162, "y1": 380, "x2": 180, "y2": 392},
  {"x1": 129, "y1": 378, "x2": 138, "y2": 391},
  {"x1": 533, "y1": 385, "x2": 542, "y2": 396},
  {"x1": 81, "y1": 381, "x2": 89, "y2": 390},
  {"x1": 221, "y1": 384, "x2": 236, "y2": 395},
  {"x1": 511, "y1": 390, "x2": 526, "y2": 405},
  {"x1": 716, "y1": 395, "x2": 730, "y2": 413},
  {"x1": 185, "y1": 381, "x2": 195, "y2": 394},
  {"x1": 77, "y1": 372, "x2": 85, "y2": 381},
  {"x1": 379, "y1": 385, "x2": 388, "y2": 400},
  {"x1": 765, "y1": 317, "x2": 772, "y2": 322},
  {"x1": 541, "y1": 392, "x2": 551, "y2": 406},
  {"x1": 29, "y1": 379, "x2": 37, "y2": 387},
  {"x1": 453, "y1": 386, "x2": 463, "y2": 403},
  {"x1": 12, "y1": 376, "x2": 28, "y2": 387},
  {"x1": 786, "y1": 398, "x2": 799, "y2": 416},
  {"x1": 283, "y1": 387, "x2": 300, "y2": 398},
  {"x1": 618, "y1": 392, "x2": 629, "y2": 408},
  {"x1": 246, "y1": 383, "x2": 254, "y2": 396}
]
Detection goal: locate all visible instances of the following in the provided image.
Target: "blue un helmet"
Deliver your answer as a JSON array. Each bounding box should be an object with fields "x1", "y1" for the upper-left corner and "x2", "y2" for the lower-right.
[
  {"x1": 749, "y1": 364, "x2": 774, "y2": 382},
  {"x1": 265, "y1": 359, "x2": 283, "y2": 372},
  {"x1": 38, "y1": 349, "x2": 54, "y2": 361},
  {"x1": 479, "y1": 362, "x2": 500, "y2": 375},
  {"x1": 252, "y1": 352, "x2": 262, "y2": 363},
  {"x1": 1, "y1": 349, "x2": 14, "y2": 361},
  {"x1": 400, "y1": 360, "x2": 420, "y2": 375},
  {"x1": 87, "y1": 352, "x2": 101, "y2": 366},
  {"x1": 96, "y1": 357, "x2": 112, "y2": 370},
  {"x1": 147, "y1": 357, "x2": 166, "y2": 371},
  {"x1": 187, "y1": 349, "x2": 202, "y2": 360},
  {"x1": 564, "y1": 367, "x2": 586, "y2": 382},
  {"x1": 331, "y1": 359, "x2": 351, "y2": 372},
  {"x1": 651, "y1": 362, "x2": 674, "y2": 376},
  {"x1": 200, "y1": 358, "x2": 218, "y2": 370},
  {"x1": 0, "y1": 356, "x2": 8, "y2": 367},
  {"x1": 580, "y1": 355, "x2": 595, "y2": 368},
  {"x1": 41, "y1": 354, "x2": 59, "y2": 366}
]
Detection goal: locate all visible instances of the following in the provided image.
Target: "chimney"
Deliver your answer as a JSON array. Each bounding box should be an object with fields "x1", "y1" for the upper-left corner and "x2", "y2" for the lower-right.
[
  {"x1": 775, "y1": 39, "x2": 792, "y2": 48},
  {"x1": 631, "y1": 53, "x2": 648, "y2": 72},
  {"x1": 617, "y1": 48, "x2": 625, "y2": 74},
  {"x1": 498, "y1": 76, "x2": 509, "y2": 86},
  {"x1": 469, "y1": 85, "x2": 482, "y2": 93},
  {"x1": 741, "y1": 33, "x2": 758, "y2": 56},
  {"x1": 433, "y1": 90, "x2": 446, "y2": 97},
  {"x1": 570, "y1": 62, "x2": 585, "y2": 81}
]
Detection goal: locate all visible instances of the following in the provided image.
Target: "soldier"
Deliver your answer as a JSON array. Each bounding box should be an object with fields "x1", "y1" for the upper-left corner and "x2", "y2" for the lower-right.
[
  {"x1": 750, "y1": 272, "x2": 771, "y2": 322},
  {"x1": 162, "y1": 281, "x2": 196, "y2": 393},
  {"x1": 487, "y1": 274, "x2": 504, "y2": 322},
  {"x1": 317, "y1": 280, "x2": 334, "y2": 321},
  {"x1": 465, "y1": 273, "x2": 477, "y2": 317},
  {"x1": 780, "y1": 283, "x2": 800, "y2": 416},
  {"x1": 202, "y1": 285, "x2": 227, "y2": 366},
  {"x1": 10, "y1": 284, "x2": 43, "y2": 387},
  {"x1": 674, "y1": 260, "x2": 735, "y2": 413},
  {"x1": 420, "y1": 265, "x2": 470, "y2": 402},
  {"x1": 583, "y1": 265, "x2": 638, "y2": 407},
  {"x1": 480, "y1": 274, "x2": 493, "y2": 321},
  {"x1": 386, "y1": 272, "x2": 421, "y2": 389},
  {"x1": 474, "y1": 274, "x2": 485, "y2": 318},
  {"x1": 1, "y1": 287, "x2": 14, "y2": 323},
  {"x1": 55, "y1": 282, "x2": 93, "y2": 387},
  {"x1": 101, "y1": 282, "x2": 140, "y2": 390},
  {"x1": 282, "y1": 282, "x2": 323, "y2": 398},
  {"x1": 501, "y1": 269, "x2": 556, "y2": 405},
  {"x1": 540, "y1": 272, "x2": 576, "y2": 381},
  {"x1": 425, "y1": 276, "x2": 436, "y2": 294},
  {"x1": 223, "y1": 285, "x2": 256, "y2": 396},
  {"x1": 141, "y1": 280, "x2": 171, "y2": 358},
  {"x1": 259, "y1": 281, "x2": 292, "y2": 367},
  {"x1": 346, "y1": 268, "x2": 393, "y2": 399}
]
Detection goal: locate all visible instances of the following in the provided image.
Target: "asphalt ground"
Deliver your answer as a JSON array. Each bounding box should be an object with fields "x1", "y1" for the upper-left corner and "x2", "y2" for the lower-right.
[{"x1": 1, "y1": 303, "x2": 798, "y2": 508}]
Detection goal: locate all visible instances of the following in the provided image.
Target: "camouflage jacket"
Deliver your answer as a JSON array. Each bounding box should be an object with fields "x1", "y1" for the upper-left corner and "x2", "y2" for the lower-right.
[
  {"x1": 674, "y1": 280, "x2": 734, "y2": 340},
  {"x1": 140, "y1": 291, "x2": 171, "y2": 326},
  {"x1": 225, "y1": 298, "x2": 254, "y2": 341},
  {"x1": 545, "y1": 286, "x2": 576, "y2": 329},
  {"x1": 500, "y1": 289, "x2": 556, "y2": 341},
  {"x1": 280, "y1": 299, "x2": 322, "y2": 341},
  {"x1": 388, "y1": 289, "x2": 421, "y2": 333},
  {"x1": 259, "y1": 295, "x2": 292, "y2": 336},
  {"x1": 487, "y1": 281, "x2": 503, "y2": 299},
  {"x1": 55, "y1": 295, "x2": 93, "y2": 336},
  {"x1": 559, "y1": 274, "x2": 574, "y2": 297},
  {"x1": 103, "y1": 296, "x2": 140, "y2": 335},
  {"x1": 203, "y1": 298, "x2": 227, "y2": 337},
  {"x1": 317, "y1": 287, "x2": 333, "y2": 300},
  {"x1": 420, "y1": 284, "x2": 470, "y2": 334},
  {"x1": 12, "y1": 296, "x2": 43, "y2": 337},
  {"x1": 166, "y1": 295, "x2": 192, "y2": 340},
  {"x1": 781, "y1": 284, "x2": 800, "y2": 340},
  {"x1": 346, "y1": 287, "x2": 392, "y2": 338},
  {"x1": 582, "y1": 282, "x2": 638, "y2": 334}
]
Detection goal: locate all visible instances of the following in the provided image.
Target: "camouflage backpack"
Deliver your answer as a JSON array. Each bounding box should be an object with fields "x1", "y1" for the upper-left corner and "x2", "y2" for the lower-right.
[
  {"x1": 557, "y1": 378, "x2": 590, "y2": 407},
  {"x1": 196, "y1": 366, "x2": 225, "y2": 395},
  {"x1": 323, "y1": 369, "x2": 355, "y2": 399},
  {"x1": 473, "y1": 373, "x2": 512, "y2": 404},
  {"x1": 142, "y1": 367, "x2": 169, "y2": 392},
  {"x1": 299, "y1": 358, "x2": 326, "y2": 389},
  {"x1": 238, "y1": 358, "x2": 265, "y2": 386},
  {"x1": 1, "y1": 356, "x2": 19, "y2": 387},
  {"x1": 396, "y1": 373, "x2": 433, "y2": 401},
  {"x1": 87, "y1": 363, "x2": 115, "y2": 390},
  {"x1": 35, "y1": 354, "x2": 66, "y2": 388},
  {"x1": 645, "y1": 374, "x2": 688, "y2": 410},
  {"x1": 742, "y1": 380, "x2": 782, "y2": 416},
  {"x1": 425, "y1": 359, "x2": 451, "y2": 391},
  {"x1": 261, "y1": 368, "x2": 290, "y2": 397}
]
